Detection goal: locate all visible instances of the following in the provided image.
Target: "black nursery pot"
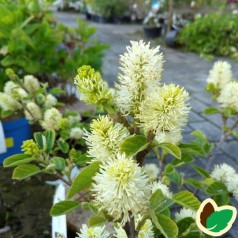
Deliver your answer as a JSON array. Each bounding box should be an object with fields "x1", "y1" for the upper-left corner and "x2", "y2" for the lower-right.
[
  {"x1": 143, "y1": 26, "x2": 162, "y2": 38},
  {"x1": 165, "y1": 30, "x2": 179, "y2": 48}
]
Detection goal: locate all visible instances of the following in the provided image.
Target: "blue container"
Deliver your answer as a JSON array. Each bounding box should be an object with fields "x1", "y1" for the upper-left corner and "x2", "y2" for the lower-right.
[{"x1": 0, "y1": 117, "x2": 31, "y2": 163}]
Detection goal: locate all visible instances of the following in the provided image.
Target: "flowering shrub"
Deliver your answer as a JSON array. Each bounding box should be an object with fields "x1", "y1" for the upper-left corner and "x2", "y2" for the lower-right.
[{"x1": 3, "y1": 41, "x2": 238, "y2": 237}]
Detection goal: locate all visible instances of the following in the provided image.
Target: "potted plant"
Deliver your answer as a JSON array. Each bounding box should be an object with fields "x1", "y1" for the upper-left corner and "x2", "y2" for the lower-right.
[
  {"x1": 143, "y1": 1, "x2": 165, "y2": 38},
  {"x1": 85, "y1": 0, "x2": 129, "y2": 23}
]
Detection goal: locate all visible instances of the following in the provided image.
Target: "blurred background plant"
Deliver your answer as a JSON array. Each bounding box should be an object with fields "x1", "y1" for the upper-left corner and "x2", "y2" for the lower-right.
[
  {"x1": 0, "y1": 0, "x2": 108, "y2": 100},
  {"x1": 177, "y1": 13, "x2": 238, "y2": 60}
]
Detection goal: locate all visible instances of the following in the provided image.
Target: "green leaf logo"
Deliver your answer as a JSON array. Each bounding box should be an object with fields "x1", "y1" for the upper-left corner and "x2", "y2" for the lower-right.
[{"x1": 196, "y1": 198, "x2": 237, "y2": 236}]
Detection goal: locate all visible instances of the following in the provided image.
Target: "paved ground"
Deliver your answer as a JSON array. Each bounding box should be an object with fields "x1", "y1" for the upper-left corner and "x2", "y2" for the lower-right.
[{"x1": 56, "y1": 12, "x2": 238, "y2": 237}]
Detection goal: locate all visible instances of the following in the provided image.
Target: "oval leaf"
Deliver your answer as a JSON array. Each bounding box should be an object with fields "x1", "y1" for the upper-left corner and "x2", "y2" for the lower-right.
[
  {"x1": 151, "y1": 212, "x2": 178, "y2": 238},
  {"x1": 158, "y1": 143, "x2": 181, "y2": 160},
  {"x1": 3, "y1": 154, "x2": 34, "y2": 167},
  {"x1": 34, "y1": 132, "x2": 46, "y2": 150},
  {"x1": 88, "y1": 215, "x2": 107, "y2": 227},
  {"x1": 49, "y1": 157, "x2": 66, "y2": 170},
  {"x1": 67, "y1": 161, "x2": 101, "y2": 199},
  {"x1": 173, "y1": 191, "x2": 201, "y2": 211},
  {"x1": 12, "y1": 164, "x2": 41, "y2": 180},
  {"x1": 120, "y1": 135, "x2": 150, "y2": 157},
  {"x1": 206, "y1": 210, "x2": 234, "y2": 232},
  {"x1": 50, "y1": 200, "x2": 80, "y2": 216},
  {"x1": 44, "y1": 130, "x2": 55, "y2": 151},
  {"x1": 206, "y1": 181, "x2": 228, "y2": 195}
]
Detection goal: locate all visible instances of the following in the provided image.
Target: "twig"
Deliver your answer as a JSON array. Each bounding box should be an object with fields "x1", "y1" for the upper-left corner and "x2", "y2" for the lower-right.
[{"x1": 205, "y1": 117, "x2": 238, "y2": 171}]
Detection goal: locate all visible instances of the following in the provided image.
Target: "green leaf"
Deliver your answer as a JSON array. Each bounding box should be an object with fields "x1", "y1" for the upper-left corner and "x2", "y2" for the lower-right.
[
  {"x1": 185, "y1": 178, "x2": 204, "y2": 190},
  {"x1": 50, "y1": 200, "x2": 80, "y2": 216},
  {"x1": 44, "y1": 130, "x2": 55, "y2": 152},
  {"x1": 57, "y1": 139, "x2": 69, "y2": 154},
  {"x1": 151, "y1": 212, "x2": 178, "y2": 238},
  {"x1": 193, "y1": 165, "x2": 210, "y2": 178},
  {"x1": 206, "y1": 210, "x2": 234, "y2": 232},
  {"x1": 81, "y1": 202, "x2": 98, "y2": 214},
  {"x1": 172, "y1": 155, "x2": 194, "y2": 167},
  {"x1": 177, "y1": 217, "x2": 195, "y2": 236},
  {"x1": 191, "y1": 130, "x2": 207, "y2": 141},
  {"x1": 158, "y1": 143, "x2": 181, "y2": 160},
  {"x1": 214, "y1": 193, "x2": 230, "y2": 206},
  {"x1": 1, "y1": 110, "x2": 13, "y2": 118},
  {"x1": 3, "y1": 154, "x2": 34, "y2": 167},
  {"x1": 164, "y1": 164, "x2": 181, "y2": 184},
  {"x1": 34, "y1": 132, "x2": 46, "y2": 150},
  {"x1": 49, "y1": 87, "x2": 66, "y2": 95},
  {"x1": 150, "y1": 189, "x2": 167, "y2": 212},
  {"x1": 67, "y1": 162, "x2": 101, "y2": 199},
  {"x1": 74, "y1": 153, "x2": 92, "y2": 166},
  {"x1": 120, "y1": 135, "x2": 150, "y2": 157},
  {"x1": 49, "y1": 157, "x2": 66, "y2": 170},
  {"x1": 206, "y1": 181, "x2": 228, "y2": 195},
  {"x1": 173, "y1": 191, "x2": 201, "y2": 211},
  {"x1": 88, "y1": 215, "x2": 107, "y2": 227},
  {"x1": 204, "y1": 107, "x2": 219, "y2": 115},
  {"x1": 12, "y1": 164, "x2": 41, "y2": 180},
  {"x1": 179, "y1": 143, "x2": 205, "y2": 157}
]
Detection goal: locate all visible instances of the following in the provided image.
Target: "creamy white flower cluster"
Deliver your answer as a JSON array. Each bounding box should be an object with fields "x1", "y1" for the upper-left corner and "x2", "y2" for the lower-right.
[
  {"x1": 174, "y1": 208, "x2": 196, "y2": 222},
  {"x1": 115, "y1": 41, "x2": 190, "y2": 144},
  {"x1": 0, "y1": 81, "x2": 27, "y2": 112},
  {"x1": 207, "y1": 61, "x2": 238, "y2": 113},
  {"x1": 75, "y1": 41, "x2": 190, "y2": 145},
  {"x1": 76, "y1": 220, "x2": 154, "y2": 238},
  {"x1": 84, "y1": 115, "x2": 130, "y2": 162},
  {"x1": 211, "y1": 163, "x2": 238, "y2": 201},
  {"x1": 92, "y1": 153, "x2": 150, "y2": 225}
]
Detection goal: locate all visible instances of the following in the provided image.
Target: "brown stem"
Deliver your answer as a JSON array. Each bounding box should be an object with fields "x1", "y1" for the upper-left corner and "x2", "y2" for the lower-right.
[
  {"x1": 125, "y1": 215, "x2": 137, "y2": 238},
  {"x1": 136, "y1": 131, "x2": 155, "y2": 166},
  {"x1": 205, "y1": 116, "x2": 228, "y2": 171}
]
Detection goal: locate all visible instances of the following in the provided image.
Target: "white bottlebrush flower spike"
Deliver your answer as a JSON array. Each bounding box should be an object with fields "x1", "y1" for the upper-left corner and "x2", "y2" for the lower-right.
[
  {"x1": 138, "y1": 219, "x2": 154, "y2": 238},
  {"x1": 41, "y1": 108, "x2": 62, "y2": 131},
  {"x1": 24, "y1": 102, "x2": 42, "y2": 121},
  {"x1": 150, "y1": 180, "x2": 172, "y2": 199},
  {"x1": 45, "y1": 94, "x2": 57, "y2": 108},
  {"x1": 74, "y1": 65, "x2": 112, "y2": 107},
  {"x1": 23, "y1": 75, "x2": 40, "y2": 93},
  {"x1": 84, "y1": 115, "x2": 129, "y2": 162},
  {"x1": 211, "y1": 163, "x2": 236, "y2": 183},
  {"x1": 137, "y1": 84, "x2": 190, "y2": 134},
  {"x1": 4, "y1": 81, "x2": 18, "y2": 94},
  {"x1": 207, "y1": 61, "x2": 232, "y2": 90},
  {"x1": 155, "y1": 129, "x2": 182, "y2": 145},
  {"x1": 174, "y1": 208, "x2": 196, "y2": 222},
  {"x1": 76, "y1": 224, "x2": 110, "y2": 238},
  {"x1": 92, "y1": 154, "x2": 150, "y2": 225},
  {"x1": 217, "y1": 81, "x2": 238, "y2": 112},
  {"x1": 69, "y1": 127, "x2": 84, "y2": 139},
  {"x1": 225, "y1": 175, "x2": 238, "y2": 201},
  {"x1": 116, "y1": 40, "x2": 164, "y2": 114},
  {"x1": 0, "y1": 92, "x2": 21, "y2": 111},
  {"x1": 143, "y1": 163, "x2": 160, "y2": 181}
]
